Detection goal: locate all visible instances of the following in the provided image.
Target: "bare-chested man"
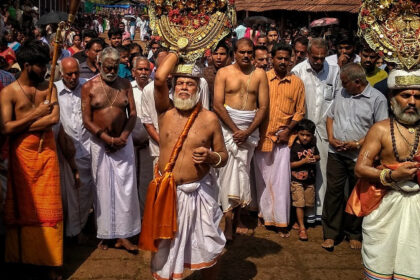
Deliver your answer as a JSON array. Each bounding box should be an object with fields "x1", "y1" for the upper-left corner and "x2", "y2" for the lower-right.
[
  {"x1": 1, "y1": 40, "x2": 62, "y2": 279},
  {"x1": 81, "y1": 47, "x2": 140, "y2": 251},
  {"x1": 213, "y1": 38, "x2": 269, "y2": 241},
  {"x1": 142, "y1": 51, "x2": 228, "y2": 280},
  {"x1": 350, "y1": 69, "x2": 420, "y2": 279}
]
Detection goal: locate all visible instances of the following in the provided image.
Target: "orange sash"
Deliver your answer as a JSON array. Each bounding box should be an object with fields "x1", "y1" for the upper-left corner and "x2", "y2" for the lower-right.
[
  {"x1": 345, "y1": 163, "x2": 402, "y2": 217},
  {"x1": 139, "y1": 104, "x2": 202, "y2": 252},
  {"x1": 4, "y1": 131, "x2": 62, "y2": 227}
]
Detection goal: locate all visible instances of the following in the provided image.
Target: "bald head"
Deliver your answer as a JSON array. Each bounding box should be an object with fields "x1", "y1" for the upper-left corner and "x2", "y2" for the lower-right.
[{"x1": 60, "y1": 57, "x2": 80, "y2": 90}]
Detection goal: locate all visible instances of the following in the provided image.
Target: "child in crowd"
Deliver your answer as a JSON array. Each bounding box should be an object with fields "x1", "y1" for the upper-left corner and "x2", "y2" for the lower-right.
[
  {"x1": 290, "y1": 119, "x2": 320, "y2": 241},
  {"x1": 117, "y1": 45, "x2": 133, "y2": 81}
]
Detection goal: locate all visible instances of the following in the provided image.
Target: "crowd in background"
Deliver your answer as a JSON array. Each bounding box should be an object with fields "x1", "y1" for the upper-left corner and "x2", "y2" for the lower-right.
[{"x1": 0, "y1": 1, "x2": 405, "y2": 278}]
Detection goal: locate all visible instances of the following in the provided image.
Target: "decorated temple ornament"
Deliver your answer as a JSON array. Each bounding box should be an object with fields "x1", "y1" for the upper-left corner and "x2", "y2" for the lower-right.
[
  {"x1": 358, "y1": 0, "x2": 420, "y2": 70},
  {"x1": 149, "y1": 0, "x2": 236, "y2": 75}
]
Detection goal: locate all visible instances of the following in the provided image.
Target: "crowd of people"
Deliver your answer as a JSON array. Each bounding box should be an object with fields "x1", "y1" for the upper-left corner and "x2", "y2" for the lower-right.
[{"x1": 0, "y1": 1, "x2": 419, "y2": 280}]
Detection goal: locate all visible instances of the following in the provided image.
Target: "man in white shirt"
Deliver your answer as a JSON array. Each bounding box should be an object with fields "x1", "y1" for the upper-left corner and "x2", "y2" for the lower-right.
[
  {"x1": 55, "y1": 57, "x2": 94, "y2": 241},
  {"x1": 292, "y1": 38, "x2": 342, "y2": 225},
  {"x1": 325, "y1": 30, "x2": 360, "y2": 68},
  {"x1": 131, "y1": 56, "x2": 153, "y2": 214}
]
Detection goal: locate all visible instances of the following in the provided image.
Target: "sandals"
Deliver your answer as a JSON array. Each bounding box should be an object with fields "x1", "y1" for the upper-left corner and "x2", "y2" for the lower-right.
[{"x1": 298, "y1": 228, "x2": 308, "y2": 241}]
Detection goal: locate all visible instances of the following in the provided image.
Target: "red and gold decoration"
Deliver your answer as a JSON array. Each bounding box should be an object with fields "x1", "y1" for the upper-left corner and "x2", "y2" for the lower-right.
[
  {"x1": 358, "y1": 0, "x2": 420, "y2": 70},
  {"x1": 149, "y1": 0, "x2": 236, "y2": 74}
]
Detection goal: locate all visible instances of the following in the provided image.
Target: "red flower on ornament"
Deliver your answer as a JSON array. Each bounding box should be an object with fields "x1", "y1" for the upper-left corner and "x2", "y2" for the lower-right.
[
  {"x1": 361, "y1": 9, "x2": 370, "y2": 16},
  {"x1": 360, "y1": 23, "x2": 367, "y2": 30}
]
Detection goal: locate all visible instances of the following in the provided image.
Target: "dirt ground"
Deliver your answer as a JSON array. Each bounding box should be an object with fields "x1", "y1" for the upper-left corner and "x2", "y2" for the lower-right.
[
  {"x1": 2, "y1": 219, "x2": 364, "y2": 280},
  {"x1": 63, "y1": 221, "x2": 363, "y2": 280}
]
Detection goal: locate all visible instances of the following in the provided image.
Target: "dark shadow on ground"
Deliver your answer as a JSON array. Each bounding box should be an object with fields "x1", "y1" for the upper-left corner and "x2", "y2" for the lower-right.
[{"x1": 185, "y1": 235, "x2": 282, "y2": 280}]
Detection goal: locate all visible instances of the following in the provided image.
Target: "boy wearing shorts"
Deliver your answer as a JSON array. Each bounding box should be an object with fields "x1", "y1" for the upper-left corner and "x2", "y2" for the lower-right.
[{"x1": 290, "y1": 119, "x2": 320, "y2": 241}]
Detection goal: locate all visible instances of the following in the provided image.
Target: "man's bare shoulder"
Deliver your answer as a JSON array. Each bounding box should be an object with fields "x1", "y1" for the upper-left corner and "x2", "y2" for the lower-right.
[
  {"x1": 0, "y1": 81, "x2": 18, "y2": 98},
  {"x1": 217, "y1": 64, "x2": 235, "y2": 75},
  {"x1": 369, "y1": 118, "x2": 390, "y2": 135},
  {"x1": 253, "y1": 67, "x2": 268, "y2": 79},
  {"x1": 117, "y1": 77, "x2": 132, "y2": 89},
  {"x1": 82, "y1": 76, "x2": 97, "y2": 91},
  {"x1": 199, "y1": 108, "x2": 219, "y2": 123}
]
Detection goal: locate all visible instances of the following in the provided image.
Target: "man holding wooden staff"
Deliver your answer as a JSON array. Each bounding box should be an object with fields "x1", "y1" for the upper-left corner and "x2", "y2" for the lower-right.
[{"x1": 1, "y1": 40, "x2": 62, "y2": 279}]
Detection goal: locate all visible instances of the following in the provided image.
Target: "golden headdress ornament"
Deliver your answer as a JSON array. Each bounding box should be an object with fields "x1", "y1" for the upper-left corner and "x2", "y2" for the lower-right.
[
  {"x1": 148, "y1": 0, "x2": 236, "y2": 76},
  {"x1": 358, "y1": 0, "x2": 419, "y2": 70},
  {"x1": 358, "y1": 0, "x2": 420, "y2": 89}
]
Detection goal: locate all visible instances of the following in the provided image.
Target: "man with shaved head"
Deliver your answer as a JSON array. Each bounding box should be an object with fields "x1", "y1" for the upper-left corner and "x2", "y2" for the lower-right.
[
  {"x1": 55, "y1": 57, "x2": 94, "y2": 243},
  {"x1": 81, "y1": 47, "x2": 140, "y2": 251}
]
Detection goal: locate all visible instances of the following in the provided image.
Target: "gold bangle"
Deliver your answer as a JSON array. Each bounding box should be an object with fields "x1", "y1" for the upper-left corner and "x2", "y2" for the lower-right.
[
  {"x1": 212, "y1": 152, "x2": 222, "y2": 168},
  {"x1": 380, "y1": 169, "x2": 392, "y2": 186}
]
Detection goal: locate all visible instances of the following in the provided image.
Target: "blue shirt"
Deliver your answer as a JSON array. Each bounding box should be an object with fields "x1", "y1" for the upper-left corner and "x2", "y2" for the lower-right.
[
  {"x1": 118, "y1": 64, "x2": 133, "y2": 81},
  {"x1": 0, "y1": 70, "x2": 15, "y2": 87},
  {"x1": 327, "y1": 84, "x2": 388, "y2": 160}
]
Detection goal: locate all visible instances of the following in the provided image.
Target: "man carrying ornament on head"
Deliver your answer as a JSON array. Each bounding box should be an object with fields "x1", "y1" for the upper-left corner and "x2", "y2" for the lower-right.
[
  {"x1": 346, "y1": 1, "x2": 420, "y2": 278},
  {"x1": 139, "y1": 49, "x2": 228, "y2": 279},
  {"x1": 348, "y1": 68, "x2": 420, "y2": 280}
]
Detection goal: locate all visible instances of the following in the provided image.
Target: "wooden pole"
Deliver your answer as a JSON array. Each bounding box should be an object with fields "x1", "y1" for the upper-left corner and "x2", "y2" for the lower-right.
[{"x1": 38, "y1": 0, "x2": 81, "y2": 153}]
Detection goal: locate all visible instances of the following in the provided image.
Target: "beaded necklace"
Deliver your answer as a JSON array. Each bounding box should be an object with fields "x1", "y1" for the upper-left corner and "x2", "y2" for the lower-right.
[{"x1": 390, "y1": 117, "x2": 420, "y2": 162}]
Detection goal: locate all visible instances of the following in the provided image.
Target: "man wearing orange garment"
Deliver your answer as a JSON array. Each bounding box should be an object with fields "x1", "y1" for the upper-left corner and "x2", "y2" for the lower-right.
[
  {"x1": 254, "y1": 43, "x2": 305, "y2": 237},
  {"x1": 141, "y1": 51, "x2": 228, "y2": 280},
  {"x1": 351, "y1": 69, "x2": 420, "y2": 279},
  {"x1": 0, "y1": 40, "x2": 62, "y2": 279}
]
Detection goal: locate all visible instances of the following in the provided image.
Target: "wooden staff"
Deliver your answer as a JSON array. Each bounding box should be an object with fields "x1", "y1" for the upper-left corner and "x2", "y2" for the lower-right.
[{"x1": 38, "y1": 0, "x2": 81, "y2": 153}]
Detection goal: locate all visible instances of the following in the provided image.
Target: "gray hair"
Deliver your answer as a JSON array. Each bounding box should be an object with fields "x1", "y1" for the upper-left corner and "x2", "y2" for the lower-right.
[
  {"x1": 341, "y1": 63, "x2": 368, "y2": 85},
  {"x1": 132, "y1": 56, "x2": 149, "y2": 69},
  {"x1": 308, "y1": 38, "x2": 328, "y2": 54},
  {"x1": 99, "y1": 47, "x2": 120, "y2": 64},
  {"x1": 59, "y1": 57, "x2": 80, "y2": 74}
]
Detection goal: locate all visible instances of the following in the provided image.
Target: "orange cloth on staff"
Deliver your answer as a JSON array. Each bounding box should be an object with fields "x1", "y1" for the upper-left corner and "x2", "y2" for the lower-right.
[
  {"x1": 258, "y1": 70, "x2": 305, "y2": 152},
  {"x1": 139, "y1": 104, "x2": 201, "y2": 252},
  {"x1": 345, "y1": 163, "x2": 401, "y2": 217},
  {"x1": 4, "y1": 130, "x2": 63, "y2": 266}
]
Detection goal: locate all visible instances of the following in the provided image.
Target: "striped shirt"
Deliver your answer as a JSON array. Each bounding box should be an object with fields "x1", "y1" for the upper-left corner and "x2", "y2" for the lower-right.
[{"x1": 258, "y1": 69, "x2": 305, "y2": 152}]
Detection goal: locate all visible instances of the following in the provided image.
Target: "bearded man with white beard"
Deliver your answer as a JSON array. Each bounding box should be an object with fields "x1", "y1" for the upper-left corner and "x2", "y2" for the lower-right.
[
  {"x1": 81, "y1": 47, "x2": 140, "y2": 251},
  {"x1": 348, "y1": 69, "x2": 420, "y2": 279},
  {"x1": 139, "y1": 51, "x2": 228, "y2": 280}
]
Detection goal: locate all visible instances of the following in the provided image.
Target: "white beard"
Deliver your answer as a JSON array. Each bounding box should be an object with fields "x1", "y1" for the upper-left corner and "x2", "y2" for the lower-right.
[
  {"x1": 173, "y1": 92, "x2": 200, "y2": 111},
  {"x1": 100, "y1": 68, "x2": 117, "y2": 82},
  {"x1": 390, "y1": 97, "x2": 420, "y2": 125}
]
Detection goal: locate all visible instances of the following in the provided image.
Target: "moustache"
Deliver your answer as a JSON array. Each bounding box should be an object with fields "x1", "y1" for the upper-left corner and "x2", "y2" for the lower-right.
[
  {"x1": 139, "y1": 75, "x2": 148, "y2": 79},
  {"x1": 404, "y1": 106, "x2": 417, "y2": 113}
]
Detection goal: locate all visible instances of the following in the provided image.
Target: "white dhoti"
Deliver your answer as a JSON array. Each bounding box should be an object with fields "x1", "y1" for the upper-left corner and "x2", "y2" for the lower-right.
[
  {"x1": 152, "y1": 174, "x2": 225, "y2": 280},
  {"x1": 218, "y1": 105, "x2": 259, "y2": 212},
  {"x1": 90, "y1": 135, "x2": 141, "y2": 239},
  {"x1": 58, "y1": 152, "x2": 94, "y2": 237},
  {"x1": 254, "y1": 145, "x2": 290, "y2": 227},
  {"x1": 306, "y1": 135, "x2": 328, "y2": 223},
  {"x1": 362, "y1": 181, "x2": 420, "y2": 280}
]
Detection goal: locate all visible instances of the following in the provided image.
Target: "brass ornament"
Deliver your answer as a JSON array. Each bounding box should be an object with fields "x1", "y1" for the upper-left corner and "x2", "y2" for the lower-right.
[
  {"x1": 395, "y1": 75, "x2": 420, "y2": 87},
  {"x1": 358, "y1": 0, "x2": 420, "y2": 70},
  {"x1": 149, "y1": 0, "x2": 236, "y2": 74}
]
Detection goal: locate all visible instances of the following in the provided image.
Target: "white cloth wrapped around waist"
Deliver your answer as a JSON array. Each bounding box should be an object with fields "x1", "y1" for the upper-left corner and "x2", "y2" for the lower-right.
[
  {"x1": 223, "y1": 105, "x2": 259, "y2": 148},
  {"x1": 393, "y1": 180, "x2": 420, "y2": 193},
  {"x1": 152, "y1": 173, "x2": 225, "y2": 280},
  {"x1": 362, "y1": 180, "x2": 420, "y2": 279}
]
